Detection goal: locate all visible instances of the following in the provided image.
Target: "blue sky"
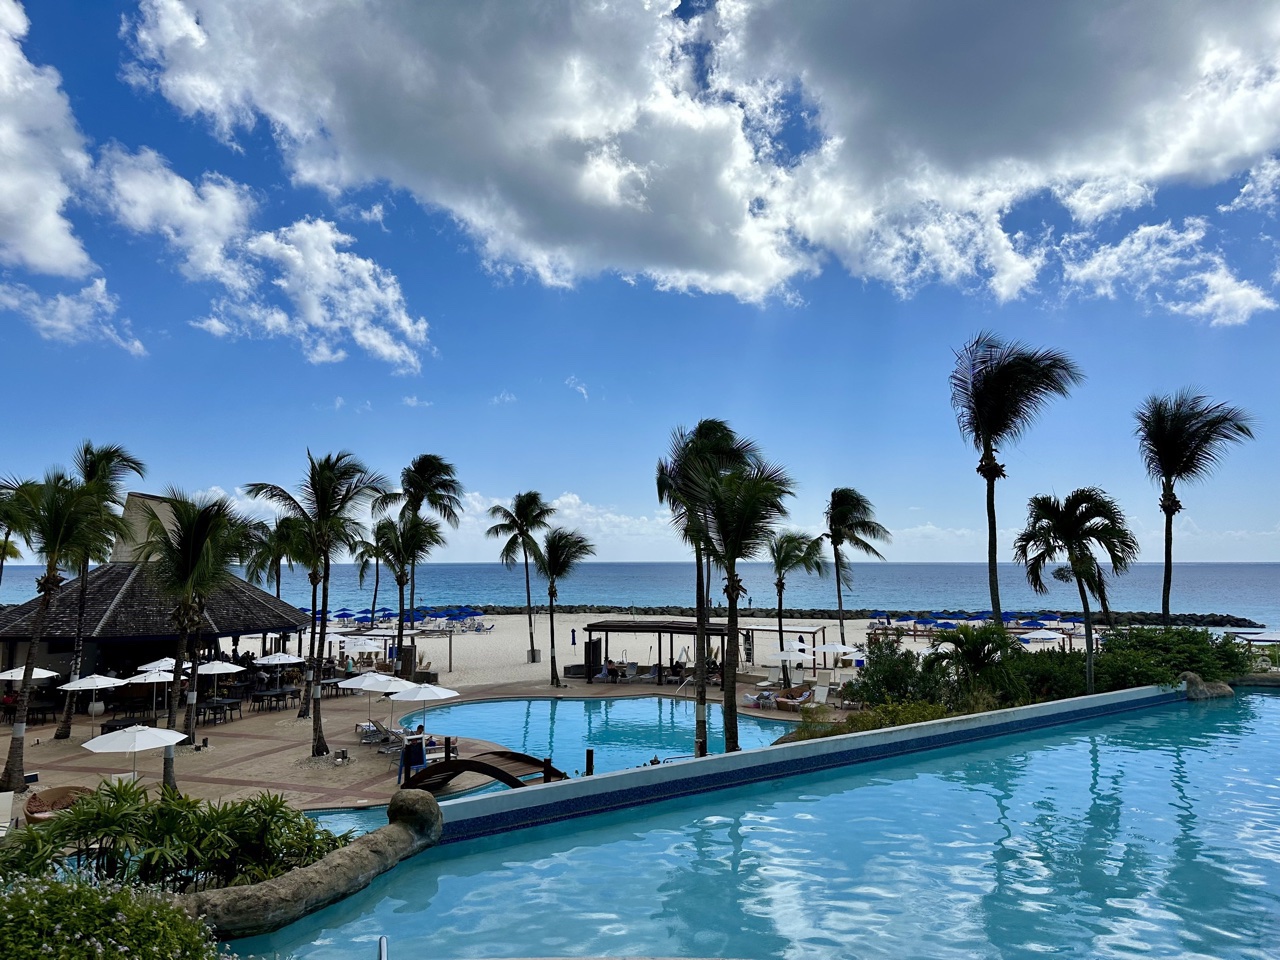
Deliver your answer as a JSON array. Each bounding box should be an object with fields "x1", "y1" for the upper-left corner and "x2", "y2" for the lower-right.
[{"x1": 3, "y1": 0, "x2": 1279, "y2": 563}]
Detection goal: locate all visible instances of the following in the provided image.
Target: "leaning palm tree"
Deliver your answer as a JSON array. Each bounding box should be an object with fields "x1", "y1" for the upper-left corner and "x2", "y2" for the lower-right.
[
  {"x1": 765, "y1": 530, "x2": 828, "y2": 682},
  {"x1": 246, "y1": 452, "x2": 388, "y2": 756},
  {"x1": 1013, "y1": 487, "x2": 1139, "y2": 694},
  {"x1": 824, "y1": 488, "x2": 890, "y2": 646},
  {"x1": 696, "y1": 461, "x2": 794, "y2": 753},
  {"x1": 487, "y1": 492, "x2": 555, "y2": 663},
  {"x1": 532, "y1": 528, "x2": 596, "y2": 688},
  {"x1": 1135, "y1": 389, "x2": 1255, "y2": 626},
  {"x1": 381, "y1": 453, "x2": 463, "y2": 614},
  {"x1": 244, "y1": 515, "x2": 304, "y2": 601},
  {"x1": 138, "y1": 490, "x2": 255, "y2": 787},
  {"x1": 951, "y1": 331, "x2": 1084, "y2": 622},
  {"x1": 56, "y1": 442, "x2": 145, "y2": 740},
  {"x1": 657, "y1": 420, "x2": 762, "y2": 757},
  {"x1": 1, "y1": 472, "x2": 105, "y2": 792}
]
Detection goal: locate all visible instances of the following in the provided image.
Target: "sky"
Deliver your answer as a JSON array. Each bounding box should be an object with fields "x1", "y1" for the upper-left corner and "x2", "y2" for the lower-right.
[{"x1": 2, "y1": 0, "x2": 1280, "y2": 565}]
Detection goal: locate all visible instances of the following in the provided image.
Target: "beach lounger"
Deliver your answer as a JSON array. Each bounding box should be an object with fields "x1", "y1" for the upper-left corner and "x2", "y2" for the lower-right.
[
  {"x1": 741, "y1": 691, "x2": 776, "y2": 709},
  {"x1": 755, "y1": 665, "x2": 782, "y2": 688},
  {"x1": 774, "y1": 686, "x2": 814, "y2": 712}
]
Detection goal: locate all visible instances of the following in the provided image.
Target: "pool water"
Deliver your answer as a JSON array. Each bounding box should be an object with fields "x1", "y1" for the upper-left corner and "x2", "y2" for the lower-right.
[{"x1": 239, "y1": 693, "x2": 1280, "y2": 959}]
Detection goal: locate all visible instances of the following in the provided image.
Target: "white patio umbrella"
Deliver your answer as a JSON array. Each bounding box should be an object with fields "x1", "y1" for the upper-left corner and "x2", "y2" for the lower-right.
[
  {"x1": 82, "y1": 724, "x2": 187, "y2": 779},
  {"x1": 139, "y1": 657, "x2": 193, "y2": 672},
  {"x1": 363, "y1": 675, "x2": 419, "y2": 728},
  {"x1": 1021, "y1": 629, "x2": 1066, "y2": 643},
  {"x1": 344, "y1": 637, "x2": 384, "y2": 653},
  {"x1": 59, "y1": 674, "x2": 121, "y2": 719},
  {"x1": 389, "y1": 682, "x2": 460, "y2": 736},
  {"x1": 812, "y1": 643, "x2": 859, "y2": 654},
  {"x1": 760, "y1": 650, "x2": 815, "y2": 664},
  {"x1": 0, "y1": 666, "x2": 59, "y2": 681},
  {"x1": 255, "y1": 653, "x2": 304, "y2": 666},
  {"x1": 196, "y1": 661, "x2": 244, "y2": 698},
  {"x1": 338, "y1": 671, "x2": 393, "y2": 719},
  {"x1": 126, "y1": 669, "x2": 174, "y2": 716}
]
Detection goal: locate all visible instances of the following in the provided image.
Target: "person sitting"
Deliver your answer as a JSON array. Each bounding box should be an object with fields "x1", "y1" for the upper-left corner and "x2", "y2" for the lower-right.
[
  {"x1": 425, "y1": 734, "x2": 437, "y2": 748},
  {"x1": 606, "y1": 659, "x2": 620, "y2": 683}
]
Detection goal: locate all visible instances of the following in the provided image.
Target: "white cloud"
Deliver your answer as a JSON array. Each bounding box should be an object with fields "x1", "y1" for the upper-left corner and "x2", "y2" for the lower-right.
[
  {"x1": 98, "y1": 145, "x2": 256, "y2": 292},
  {"x1": 402, "y1": 395, "x2": 432, "y2": 408},
  {"x1": 333, "y1": 396, "x2": 344, "y2": 410},
  {"x1": 565, "y1": 376, "x2": 588, "y2": 401},
  {"x1": 0, "y1": 0, "x2": 93, "y2": 277},
  {"x1": 0, "y1": 277, "x2": 146, "y2": 356},
  {"x1": 193, "y1": 217, "x2": 431, "y2": 371},
  {"x1": 127, "y1": 1, "x2": 1280, "y2": 309},
  {"x1": 490, "y1": 390, "x2": 516, "y2": 405},
  {"x1": 1220, "y1": 155, "x2": 1280, "y2": 213},
  {"x1": 1063, "y1": 218, "x2": 1276, "y2": 325}
]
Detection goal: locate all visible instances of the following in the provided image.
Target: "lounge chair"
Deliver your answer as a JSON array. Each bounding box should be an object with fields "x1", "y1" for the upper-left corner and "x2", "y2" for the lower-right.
[
  {"x1": 635, "y1": 664, "x2": 660, "y2": 683},
  {"x1": 371, "y1": 719, "x2": 405, "y2": 752},
  {"x1": 754, "y1": 665, "x2": 782, "y2": 688},
  {"x1": 741, "y1": 691, "x2": 776, "y2": 709},
  {"x1": 774, "y1": 685, "x2": 814, "y2": 712},
  {"x1": 0, "y1": 790, "x2": 12, "y2": 838}
]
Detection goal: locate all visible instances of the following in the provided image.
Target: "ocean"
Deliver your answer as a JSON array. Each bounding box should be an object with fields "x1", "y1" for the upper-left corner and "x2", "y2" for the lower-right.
[{"x1": 2, "y1": 562, "x2": 1276, "y2": 628}]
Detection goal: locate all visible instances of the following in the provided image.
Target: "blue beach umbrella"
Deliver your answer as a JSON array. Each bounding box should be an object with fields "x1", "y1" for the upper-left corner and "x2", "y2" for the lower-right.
[
  {"x1": 1063, "y1": 616, "x2": 1085, "y2": 624},
  {"x1": 938, "y1": 622, "x2": 957, "y2": 630},
  {"x1": 354, "y1": 615, "x2": 372, "y2": 624},
  {"x1": 1021, "y1": 620, "x2": 1047, "y2": 628},
  {"x1": 297, "y1": 606, "x2": 311, "y2": 612},
  {"x1": 915, "y1": 618, "x2": 937, "y2": 626},
  {"x1": 966, "y1": 614, "x2": 987, "y2": 621},
  {"x1": 335, "y1": 612, "x2": 354, "y2": 621},
  {"x1": 358, "y1": 608, "x2": 373, "y2": 615},
  {"x1": 895, "y1": 615, "x2": 914, "y2": 623}
]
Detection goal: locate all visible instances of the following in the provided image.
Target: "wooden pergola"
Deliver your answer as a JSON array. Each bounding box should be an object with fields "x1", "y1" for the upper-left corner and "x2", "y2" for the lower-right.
[{"x1": 583, "y1": 619, "x2": 735, "y2": 685}]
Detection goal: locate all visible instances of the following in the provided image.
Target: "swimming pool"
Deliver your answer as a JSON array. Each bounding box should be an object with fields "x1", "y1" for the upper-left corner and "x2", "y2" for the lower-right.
[{"x1": 239, "y1": 692, "x2": 1280, "y2": 959}]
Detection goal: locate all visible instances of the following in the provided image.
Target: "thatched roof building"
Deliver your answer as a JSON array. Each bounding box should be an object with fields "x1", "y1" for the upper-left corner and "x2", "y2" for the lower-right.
[{"x1": 0, "y1": 493, "x2": 309, "y2": 670}]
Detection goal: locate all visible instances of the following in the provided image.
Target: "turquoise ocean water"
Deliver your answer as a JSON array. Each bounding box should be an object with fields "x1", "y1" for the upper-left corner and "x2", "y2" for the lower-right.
[{"x1": 3, "y1": 562, "x2": 1276, "y2": 627}]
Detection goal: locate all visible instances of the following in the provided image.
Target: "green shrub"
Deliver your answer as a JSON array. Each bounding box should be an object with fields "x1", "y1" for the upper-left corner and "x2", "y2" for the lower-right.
[
  {"x1": 0, "y1": 781, "x2": 349, "y2": 892},
  {"x1": 0, "y1": 874, "x2": 223, "y2": 959},
  {"x1": 1007, "y1": 648, "x2": 1087, "y2": 702},
  {"x1": 1103, "y1": 626, "x2": 1250, "y2": 682},
  {"x1": 839, "y1": 700, "x2": 951, "y2": 734},
  {"x1": 845, "y1": 632, "x2": 944, "y2": 705}
]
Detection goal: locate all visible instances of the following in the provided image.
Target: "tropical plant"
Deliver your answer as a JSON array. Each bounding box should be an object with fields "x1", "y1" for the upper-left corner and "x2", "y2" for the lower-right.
[
  {"x1": 1012, "y1": 487, "x2": 1139, "y2": 694},
  {"x1": 1134, "y1": 389, "x2": 1255, "y2": 625},
  {"x1": 843, "y1": 630, "x2": 946, "y2": 706},
  {"x1": 138, "y1": 489, "x2": 255, "y2": 787},
  {"x1": 246, "y1": 451, "x2": 388, "y2": 756},
  {"x1": 532, "y1": 528, "x2": 596, "y2": 687},
  {"x1": 823, "y1": 487, "x2": 890, "y2": 646},
  {"x1": 244, "y1": 515, "x2": 305, "y2": 600},
  {"x1": 693, "y1": 459, "x2": 794, "y2": 752},
  {"x1": 765, "y1": 529, "x2": 828, "y2": 687},
  {"x1": 381, "y1": 453, "x2": 463, "y2": 614},
  {"x1": 950, "y1": 331, "x2": 1084, "y2": 621},
  {"x1": 373, "y1": 512, "x2": 446, "y2": 656},
  {"x1": 657, "y1": 420, "x2": 762, "y2": 756},
  {"x1": 1102, "y1": 625, "x2": 1250, "y2": 684},
  {"x1": 55, "y1": 442, "x2": 146, "y2": 741},
  {"x1": 927, "y1": 622, "x2": 1026, "y2": 708},
  {"x1": 0, "y1": 473, "x2": 116, "y2": 792},
  {"x1": 0, "y1": 483, "x2": 27, "y2": 590},
  {"x1": 487, "y1": 491, "x2": 555, "y2": 662}
]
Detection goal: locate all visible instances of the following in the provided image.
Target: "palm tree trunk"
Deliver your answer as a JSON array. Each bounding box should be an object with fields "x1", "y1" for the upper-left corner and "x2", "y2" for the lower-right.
[
  {"x1": 522, "y1": 547, "x2": 536, "y2": 659},
  {"x1": 723, "y1": 561, "x2": 740, "y2": 753},
  {"x1": 1161, "y1": 484, "x2": 1175, "y2": 628},
  {"x1": 832, "y1": 543, "x2": 846, "y2": 646},
  {"x1": 312, "y1": 558, "x2": 331, "y2": 755},
  {"x1": 693, "y1": 545, "x2": 707, "y2": 758},
  {"x1": 409, "y1": 564, "x2": 416, "y2": 623},
  {"x1": 273, "y1": 559, "x2": 281, "y2": 599},
  {"x1": 0, "y1": 583, "x2": 54, "y2": 792},
  {"x1": 986, "y1": 468, "x2": 1002, "y2": 623},
  {"x1": 183, "y1": 627, "x2": 199, "y2": 741},
  {"x1": 55, "y1": 561, "x2": 91, "y2": 739},
  {"x1": 0, "y1": 531, "x2": 10, "y2": 588},
  {"x1": 396, "y1": 578, "x2": 407, "y2": 663},
  {"x1": 370, "y1": 558, "x2": 380, "y2": 631},
  {"x1": 163, "y1": 623, "x2": 187, "y2": 790},
  {"x1": 299, "y1": 578, "x2": 318, "y2": 719},
  {"x1": 1077, "y1": 579, "x2": 1095, "y2": 695},
  {"x1": 548, "y1": 588, "x2": 561, "y2": 687}
]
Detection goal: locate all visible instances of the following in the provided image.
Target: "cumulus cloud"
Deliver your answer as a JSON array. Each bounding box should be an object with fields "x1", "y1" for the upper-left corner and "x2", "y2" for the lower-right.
[
  {"x1": 126, "y1": 0, "x2": 1280, "y2": 309},
  {"x1": 1220, "y1": 155, "x2": 1280, "y2": 213},
  {"x1": 402, "y1": 395, "x2": 432, "y2": 408},
  {"x1": 0, "y1": 277, "x2": 145, "y2": 356},
  {"x1": 1063, "y1": 218, "x2": 1276, "y2": 325},
  {"x1": 0, "y1": 0, "x2": 93, "y2": 277},
  {"x1": 98, "y1": 145, "x2": 256, "y2": 292}
]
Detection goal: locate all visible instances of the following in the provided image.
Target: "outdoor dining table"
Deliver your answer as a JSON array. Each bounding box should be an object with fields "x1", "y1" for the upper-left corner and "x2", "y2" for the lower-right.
[{"x1": 197, "y1": 698, "x2": 243, "y2": 725}]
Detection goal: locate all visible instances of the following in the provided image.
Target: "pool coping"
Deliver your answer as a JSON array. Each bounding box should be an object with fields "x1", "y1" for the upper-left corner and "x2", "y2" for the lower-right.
[{"x1": 434, "y1": 683, "x2": 1186, "y2": 844}]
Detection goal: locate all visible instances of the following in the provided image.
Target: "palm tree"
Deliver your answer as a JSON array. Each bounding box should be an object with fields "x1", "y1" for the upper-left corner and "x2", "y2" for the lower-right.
[
  {"x1": 532, "y1": 528, "x2": 596, "y2": 688},
  {"x1": 375, "y1": 512, "x2": 446, "y2": 660},
  {"x1": 0, "y1": 484, "x2": 27, "y2": 591},
  {"x1": 950, "y1": 331, "x2": 1084, "y2": 622},
  {"x1": 824, "y1": 488, "x2": 890, "y2": 646},
  {"x1": 696, "y1": 461, "x2": 794, "y2": 753},
  {"x1": 138, "y1": 490, "x2": 255, "y2": 787},
  {"x1": 657, "y1": 420, "x2": 762, "y2": 757},
  {"x1": 383, "y1": 453, "x2": 463, "y2": 614},
  {"x1": 927, "y1": 622, "x2": 1024, "y2": 705},
  {"x1": 1134, "y1": 389, "x2": 1255, "y2": 626},
  {"x1": 0, "y1": 472, "x2": 106, "y2": 792},
  {"x1": 487, "y1": 492, "x2": 555, "y2": 663},
  {"x1": 765, "y1": 530, "x2": 828, "y2": 687},
  {"x1": 56, "y1": 442, "x2": 146, "y2": 740},
  {"x1": 1012, "y1": 487, "x2": 1139, "y2": 694},
  {"x1": 246, "y1": 451, "x2": 387, "y2": 756},
  {"x1": 244, "y1": 516, "x2": 304, "y2": 601},
  {"x1": 351, "y1": 532, "x2": 382, "y2": 634}
]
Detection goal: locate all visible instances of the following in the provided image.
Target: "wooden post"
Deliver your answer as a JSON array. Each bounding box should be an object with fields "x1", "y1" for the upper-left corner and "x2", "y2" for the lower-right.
[
  {"x1": 543, "y1": 757, "x2": 553, "y2": 783},
  {"x1": 444, "y1": 735, "x2": 453, "y2": 760},
  {"x1": 585, "y1": 748, "x2": 594, "y2": 776}
]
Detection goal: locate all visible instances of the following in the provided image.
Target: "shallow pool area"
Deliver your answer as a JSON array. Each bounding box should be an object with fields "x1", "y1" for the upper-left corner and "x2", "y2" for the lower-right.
[{"x1": 241, "y1": 692, "x2": 1280, "y2": 959}]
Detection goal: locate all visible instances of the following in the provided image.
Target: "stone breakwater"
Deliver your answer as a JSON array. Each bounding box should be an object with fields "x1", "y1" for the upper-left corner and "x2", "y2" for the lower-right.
[{"x1": 474, "y1": 605, "x2": 1263, "y2": 628}]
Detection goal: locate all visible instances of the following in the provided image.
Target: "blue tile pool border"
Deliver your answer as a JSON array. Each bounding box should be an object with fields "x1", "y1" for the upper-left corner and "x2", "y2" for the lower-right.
[{"x1": 435, "y1": 683, "x2": 1186, "y2": 845}]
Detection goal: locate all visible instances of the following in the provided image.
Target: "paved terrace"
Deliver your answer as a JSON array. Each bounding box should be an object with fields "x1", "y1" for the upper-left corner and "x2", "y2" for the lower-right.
[{"x1": 0, "y1": 676, "x2": 809, "y2": 814}]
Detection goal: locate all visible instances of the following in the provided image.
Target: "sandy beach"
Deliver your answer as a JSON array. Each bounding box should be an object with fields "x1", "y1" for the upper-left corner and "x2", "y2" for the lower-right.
[{"x1": 1, "y1": 611, "x2": 900, "y2": 814}]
